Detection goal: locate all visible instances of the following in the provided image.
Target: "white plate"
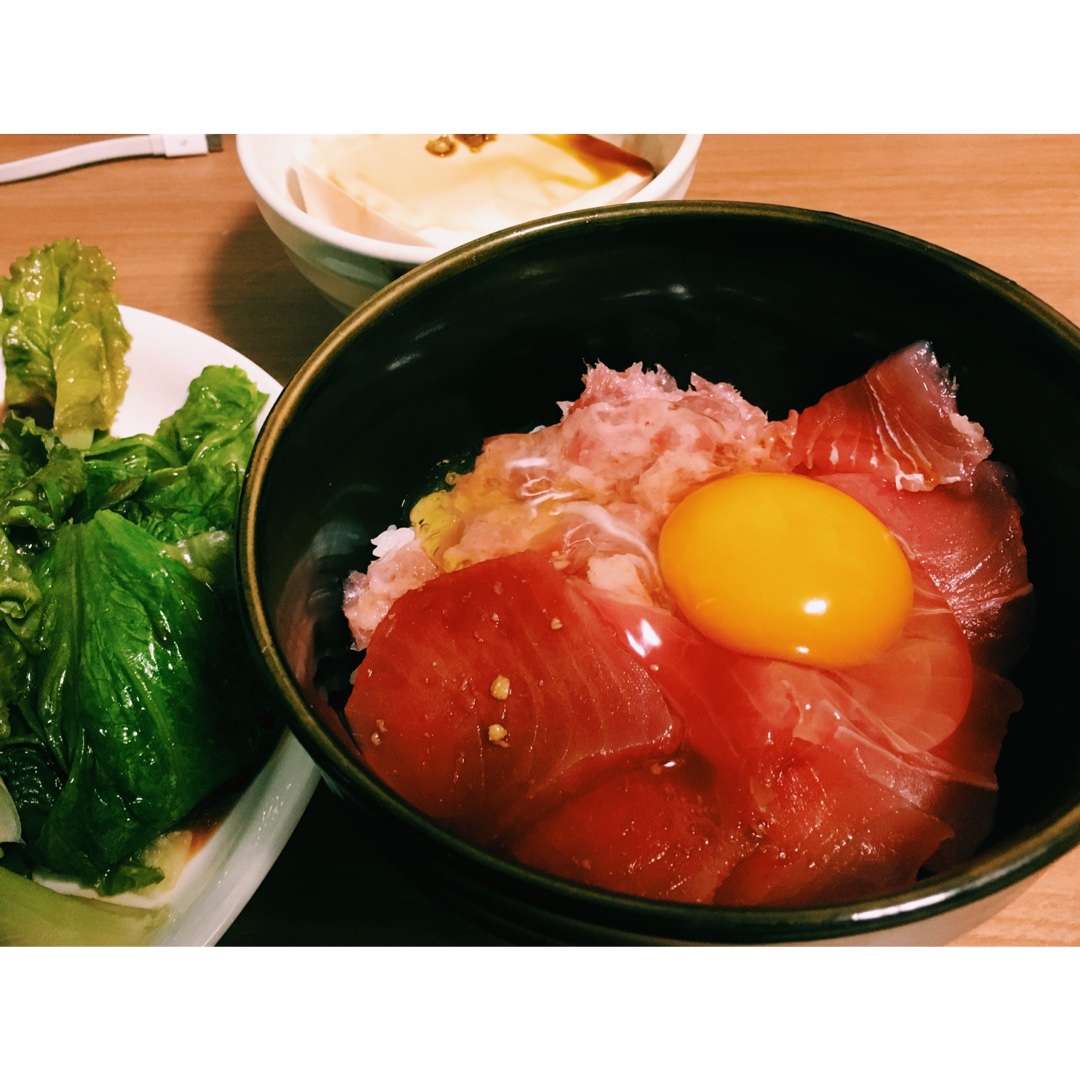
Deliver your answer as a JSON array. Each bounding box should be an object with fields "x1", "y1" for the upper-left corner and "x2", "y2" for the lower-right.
[{"x1": 4, "y1": 306, "x2": 321, "y2": 946}]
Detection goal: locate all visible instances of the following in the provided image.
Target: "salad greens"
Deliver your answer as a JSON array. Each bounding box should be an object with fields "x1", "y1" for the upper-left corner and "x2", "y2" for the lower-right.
[
  {"x1": 0, "y1": 239, "x2": 131, "y2": 450},
  {"x1": 0, "y1": 240, "x2": 276, "y2": 903}
]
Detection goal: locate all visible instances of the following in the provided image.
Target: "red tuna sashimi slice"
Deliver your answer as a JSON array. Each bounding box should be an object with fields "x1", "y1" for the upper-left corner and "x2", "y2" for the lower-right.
[
  {"x1": 771, "y1": 342, "x2": 992, "y2": 493},
  {"x1": 917, "y1": 665, "x2": 1019, "y2": 868},
  {"x1": 508, "y1": 569, "x2": 987, "y2": 908},
  {"x1": 817, "y1": 465, "x2": 1033, "y2": 672},
  {"x1": 507, "y1": 752, "x2": 756, "y2": 905},
  {"x1": 344, "y1": 551, "x2": 681, "y2": 845},
  {"x1": 710, "y1": 743, "x2": 954, "y2": 907},
  {"x1": 587, "y1": 565, "x2": 976, "y2": 776},
  {"x1": 581, "y1": 568, "x2": 1003, "y2": 899}
]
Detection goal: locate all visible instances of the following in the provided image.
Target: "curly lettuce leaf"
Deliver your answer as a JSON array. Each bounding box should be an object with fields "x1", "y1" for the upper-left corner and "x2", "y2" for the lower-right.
[
  {"x1": 1, "y1": 239, "x2": 131, "y2": 449},
  {"x1": 86, "y1": 366, "x2": 268, "y2": 585},
  {"x1": 0, "y1": 528, "x2": 43, "y2": 732},
  {"x1": 26, "y1": 510, "x2": 274, "y2": 893},
  {"x1": 139, "y1": 363, "x2": 268, "y2": 537},
  {"x1": 0, "y1": 741, "x2": 62, "y2": 847},
  {"x1": 88, "y1": 365, "x2": 266, "y2": 512},
  {"x1": 0, "y1": 421, "x2": 87, "y2": 538},
  {"x1": 0, "y1": 414, "x2": 45, "y2": 501},
  {"x1": 156, "y1": 362, "x2": 268, "y2": 462}
]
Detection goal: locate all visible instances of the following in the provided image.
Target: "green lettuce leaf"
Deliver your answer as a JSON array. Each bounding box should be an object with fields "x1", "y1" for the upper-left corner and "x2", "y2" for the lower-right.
[
  {"x1": 87, "y1": 365, "x2": 267, "y2": 541},
  {"x1": 1, "y1": 239, "x2": 131, "y2": 449},
  {"x1": 83, "y1": 366, "x2": 268, "y2": 595},
  {"x1": 139, "y1": 363, "x2": 268, "y2": 539},
  {"x1": 0, "y1": 421, "x2": 87, "y2": 538},
  {"x1": 0, "y1": 741, "x2": 62, "y2": 847},
  {"x1": 0, "y1": 528, "x2": 43, "y2": 732},
  {"x1": 26, "y1": 510, "x2": 274, "y2": 893},
  {"x1": 155, "y1": 362, "x2": 268, "y2": 462}
]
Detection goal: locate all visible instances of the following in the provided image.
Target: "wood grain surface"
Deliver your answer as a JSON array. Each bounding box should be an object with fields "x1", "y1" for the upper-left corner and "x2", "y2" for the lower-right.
[{"x1": 2, "y1": 133, "x2": 1077, "y2": 946}]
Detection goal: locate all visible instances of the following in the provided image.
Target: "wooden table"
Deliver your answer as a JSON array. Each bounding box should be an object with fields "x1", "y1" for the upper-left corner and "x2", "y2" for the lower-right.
[{"x1": 3, "y1": 134, "x2": 1078, "y2": 946}]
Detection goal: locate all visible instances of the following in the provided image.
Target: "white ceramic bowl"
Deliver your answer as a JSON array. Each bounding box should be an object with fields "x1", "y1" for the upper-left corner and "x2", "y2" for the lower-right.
[{"x1": 236, "y1": 134, "x2": 704, "y2": 312}]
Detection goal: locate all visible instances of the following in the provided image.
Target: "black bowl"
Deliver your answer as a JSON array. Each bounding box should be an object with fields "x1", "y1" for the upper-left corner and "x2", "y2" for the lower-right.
[{"x1": 238, "y1": 201, "x2": 1080, "y2": 944}]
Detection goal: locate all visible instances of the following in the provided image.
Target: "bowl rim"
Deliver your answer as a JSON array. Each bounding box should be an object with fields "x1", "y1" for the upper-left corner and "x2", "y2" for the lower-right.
[
  {"x1": 239, "y1": 198, "x2": 1080, "y2": 942},
  {"x1": 235, "y1": 134, "x2": 705, "y2": 267}
]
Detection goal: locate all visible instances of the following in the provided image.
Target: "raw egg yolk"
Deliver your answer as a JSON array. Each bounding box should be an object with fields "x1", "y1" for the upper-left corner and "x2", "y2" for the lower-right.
[{"x1": 658, "y1": 472, "x2": 913, "y2": 669}]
